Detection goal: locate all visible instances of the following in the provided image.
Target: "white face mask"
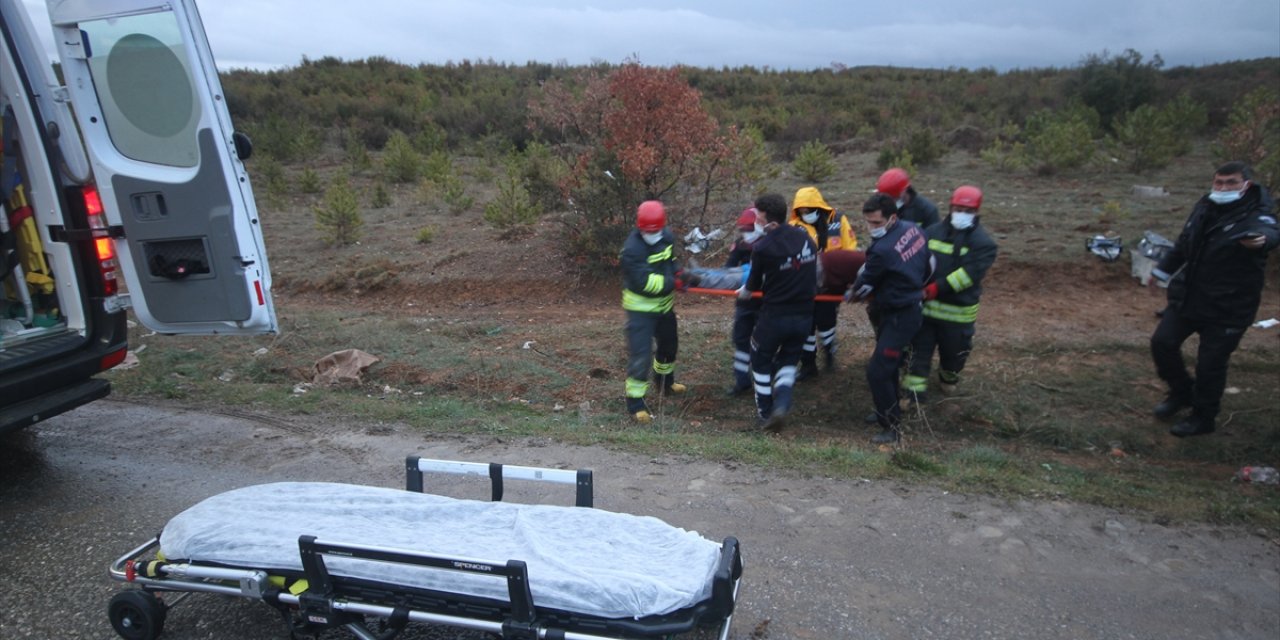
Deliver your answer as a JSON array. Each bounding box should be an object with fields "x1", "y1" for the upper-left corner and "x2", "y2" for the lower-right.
[
  {"x1": 869, "y1": 226, "x2": 888, "y2": 240},
  {"x1": 641, "y1": 230, "x2": 664, "y2": 245},
  {"x1": 950, "y1": 212, "x2": 976, "y2": 230},
  {"x1": 1208, "y1": 187, "x2": 1246, "y2": 205},
  {"x1": 742, "y1": 230, "x2": 763, "y2": 243},
  {"x1": 895, "y1": 198, "x2": 907, "y2": 211},
  {"x1": 801, "y1": 212, "x2": 820, "y2": 225}
]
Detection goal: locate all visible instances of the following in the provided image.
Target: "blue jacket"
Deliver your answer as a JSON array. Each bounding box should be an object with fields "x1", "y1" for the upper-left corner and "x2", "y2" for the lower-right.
[{"x1": 855, "y1": 220, "x2": 931, "y2": 311}]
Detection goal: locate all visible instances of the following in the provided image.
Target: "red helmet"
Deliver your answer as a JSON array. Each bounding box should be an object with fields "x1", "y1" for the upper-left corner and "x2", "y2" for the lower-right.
[
  {"x1": 876, "y1": 168, "x2": 911, "y2": 199},
  {"x1": 636, "y1": 200, "x2": 666, "y2": 232},
  {"x1": 950, "y1": 185, "x2": 983, "y2": 210},
  {"x1": 736, "y1": 207, "x2": 757, "y2": 231}
]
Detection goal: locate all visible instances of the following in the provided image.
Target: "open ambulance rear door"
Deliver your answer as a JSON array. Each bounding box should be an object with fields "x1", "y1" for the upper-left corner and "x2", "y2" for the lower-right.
[{"x1": 46, "y1": 0, "x2": 275, "y2": 335}]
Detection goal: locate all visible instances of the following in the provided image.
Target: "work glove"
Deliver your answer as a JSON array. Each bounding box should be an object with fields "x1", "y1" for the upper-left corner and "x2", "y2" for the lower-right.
[
  {"x1": 736, "y1": 286, "x2": 752, "y2": 301},
  {"x1": 848, "y1": 283, "x2": 874, "y2": 302},
  {"x1": 922, "y1": 282, "x2": 939, "y2": 301}
]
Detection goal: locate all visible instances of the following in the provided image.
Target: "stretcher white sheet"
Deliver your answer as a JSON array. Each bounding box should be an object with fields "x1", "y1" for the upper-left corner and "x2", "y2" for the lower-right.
[{"x1": 160, "y1": 482, "x2": 723, "y2": 619}]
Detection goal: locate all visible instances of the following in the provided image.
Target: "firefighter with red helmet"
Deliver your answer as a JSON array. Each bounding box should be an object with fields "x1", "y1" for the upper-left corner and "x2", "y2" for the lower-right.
[
  {"x1": 877, "y1": 168, "x2": 941, "y2": 229},
  {"x1": 903, "y1": 185, "x2": 998, "y2": 404},
  {"x1": 788, "y1": 186, "x2": 858, "y2": 379},
  {"x1": 621, "y1": 200, "x2": 692, "y2": 422}
]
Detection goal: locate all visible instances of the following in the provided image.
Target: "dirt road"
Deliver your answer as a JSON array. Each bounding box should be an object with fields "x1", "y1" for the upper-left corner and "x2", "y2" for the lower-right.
[{"x1": 1, "y1": 400, "x2": 1277, "y2": 639}]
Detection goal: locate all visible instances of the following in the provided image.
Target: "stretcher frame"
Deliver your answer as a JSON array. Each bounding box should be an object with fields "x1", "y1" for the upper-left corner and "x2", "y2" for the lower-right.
[{"x1": 107, "y1": 457, "x2": 743, "y2": 640}]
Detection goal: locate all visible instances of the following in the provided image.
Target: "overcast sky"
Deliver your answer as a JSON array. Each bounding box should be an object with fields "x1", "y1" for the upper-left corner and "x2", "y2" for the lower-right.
[{"x1": 23, "y1": 0, "x2": 1280, "y2": 72}]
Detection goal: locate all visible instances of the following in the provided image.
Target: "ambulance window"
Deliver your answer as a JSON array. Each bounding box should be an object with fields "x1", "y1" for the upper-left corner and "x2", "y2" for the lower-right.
[{"x1": 80, "y1": 11, "x2": 200, "y2": 168}]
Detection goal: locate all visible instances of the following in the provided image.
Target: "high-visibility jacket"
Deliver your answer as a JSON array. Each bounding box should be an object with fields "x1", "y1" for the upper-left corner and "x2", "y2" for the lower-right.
[
  {"x1": 788, "y1": 187, "x2": 857, "y2": 252},
  {"x1": 620, "y1": 228, "x2": 678, "y2": 314},
  {"x1": 922, "y1": 218, "x2": 998, "y2": 324}
]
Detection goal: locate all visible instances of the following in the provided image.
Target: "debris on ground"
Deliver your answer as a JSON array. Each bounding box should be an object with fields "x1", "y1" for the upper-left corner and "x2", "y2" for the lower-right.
[{"x1": 311, "y1": 349, "x2": 380, "y2": 386}]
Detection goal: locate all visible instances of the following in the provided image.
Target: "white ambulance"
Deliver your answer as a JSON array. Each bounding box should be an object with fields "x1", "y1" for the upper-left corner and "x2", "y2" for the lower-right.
[{"x1": 1, "y1": 0, "x2": 275, "y2": 433}]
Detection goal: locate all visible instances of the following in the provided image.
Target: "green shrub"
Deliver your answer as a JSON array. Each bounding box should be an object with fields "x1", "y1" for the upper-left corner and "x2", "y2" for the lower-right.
[
  {"x1": 423, "y1": 150, "x2": 454, "y2": 185},
  {"x1": 792, "y1": 139, "x2": 836, "y2": 182},
  {"x1": 905, "y1": 128, "x2": 947, "y2": 166},
  {"x1": 442, "y1": 175, "x2": 474, "y2": 214},
  {"x1": 1217, "y1": 87, "x2": 1280, "y2": 189},
  {"x1": 519, "y1": 141, "x2": 568, "y2": 211},
  {"x1": 382, "y1": 131, "x2": 422, "y2": 183},
  {"x1": 483, "y1": 169, "x2": 541, "y2": 230},
  {"x1": 876, "y1": 148, "x2": 917, "y2": 177},
  {"x1": 1114, "y1": 95, "x2": 1207, "y2": 172},
  {"x1": 1023, "y1": 105, "x2": 1098, "y2": 174},
  {"x1": 370, "y1": 182, "x2": 392, "y2": 208},
  {"x1": 313, "y1": 177, "x2": 363, "y2": 246},
  {"x1": 344, "y1": 129, "x2": 371, "y2": 174},
  {"x1": 298, "y1": 167, "x2": 322, "y2": 194},
  {"x1": 979, "y1": 127, "x2": 1027, "y2": 172},
  {"x1": 415, "y1": 225, "x2": 437, "y2": 244}
]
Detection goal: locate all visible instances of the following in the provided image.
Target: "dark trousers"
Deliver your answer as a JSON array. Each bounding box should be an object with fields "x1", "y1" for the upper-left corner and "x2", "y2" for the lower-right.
[
  {"x1": 1150, "y1": 306, "x2": 1246, "y2": 421},
  {"x1": 731, "y1": 303, "x2": 759, "y2": 390},
  {"x1": 867, "y1": 304, "x2": 923, "y2": 429},
  {"x1": 802, "y1": 300, "x2": 840, "y2": 366},
  {"x1": 906, "y1": 317, "x2": 975, "y2": 391},
  {"x1": 751, "y1": 310, "x2": 810, "y2": 419},
  {"x1": 625, "y1": 309, "x2": 678, "y2": 410}
]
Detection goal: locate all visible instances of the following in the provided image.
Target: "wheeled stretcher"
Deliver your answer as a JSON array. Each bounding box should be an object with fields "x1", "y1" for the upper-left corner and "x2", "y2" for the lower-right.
[{"x1": 107, "y1": 457, "x2": 743, "y2": 640}]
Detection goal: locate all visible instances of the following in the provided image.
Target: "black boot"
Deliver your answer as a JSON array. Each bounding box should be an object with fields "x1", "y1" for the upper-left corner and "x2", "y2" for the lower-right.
[
  {"x1": 871, "y1": 427, "x2": 900, "y2": 444},
  {"x1": 1170, "y1": 413, "x2": 1215, "y2": 438},
  {"x1": 797, "y1": 358, "x2": 819, "y2": 381},
  {"x1": 1153, "y1": 393, "x2": 1191, "y2": 420}
]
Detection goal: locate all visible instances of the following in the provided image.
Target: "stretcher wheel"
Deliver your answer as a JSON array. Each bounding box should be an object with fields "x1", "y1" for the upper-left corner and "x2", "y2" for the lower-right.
[{"x1": 108, "y1": 590, "x2": 166, "y2": 640}]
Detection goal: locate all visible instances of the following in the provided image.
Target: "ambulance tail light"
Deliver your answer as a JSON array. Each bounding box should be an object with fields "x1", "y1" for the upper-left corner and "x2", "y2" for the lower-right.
[{"x1": 82, "y1": 185, "x2": 118, "y2": 296}]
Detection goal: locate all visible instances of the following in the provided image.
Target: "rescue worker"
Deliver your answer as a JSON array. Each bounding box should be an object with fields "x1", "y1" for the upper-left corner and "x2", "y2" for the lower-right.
[
  {"x1": 621, "y1": 200, "x2": 694, "y2": 423},
  {"x1": 861, "y1": 168, "x2": 940, "y2": 425},
  {"x1": 903, "y1": 185, "x2": 998, "y2": 404},
  {"x1": 788, "y1": 186, "x2": 857, "y2": 379},
  {"x1": 1149, "y1": 161, "x2": 1279, "y2": 437},
  {"x1": 738, "y1": 193, "x2": 818, "y2": 432},
  {"x1": 876, "y1": 168, "x2": 941, "y2": 229},
  {"x1": 726, "y1": 207, "x2": 764, "y2": 396},
  {"x1": 848, "y1": 194, "x2": 932, "y2": 444}
]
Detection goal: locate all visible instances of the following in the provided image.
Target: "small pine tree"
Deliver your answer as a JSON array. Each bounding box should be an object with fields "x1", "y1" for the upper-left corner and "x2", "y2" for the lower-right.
[
  {"x1": 483, "y1": 170, "x2": 540, "y2": 230},
  {"x1": 370, "y1": 182, "x2": 392, "y2": 208},
  {"x1": 298, "y1": 167, "x2": 322, "y2": 194},
  {"x1": 314, "y1": 177, "x2": 363, "y2": 246},
  {"x1": 792, "y1": 139, "x2": 836, "y2": 182},
  {"x1": 382, "y1": 131, "x2": 422, "y2": 183}
]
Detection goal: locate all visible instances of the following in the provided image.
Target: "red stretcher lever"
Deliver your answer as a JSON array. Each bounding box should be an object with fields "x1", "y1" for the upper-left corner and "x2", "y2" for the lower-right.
[{"x1": 685, "y1": 287, "x2": 846, "y2": 303}]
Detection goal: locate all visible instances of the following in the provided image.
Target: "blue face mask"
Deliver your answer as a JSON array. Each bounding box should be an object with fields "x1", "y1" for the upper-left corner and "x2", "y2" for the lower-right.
[
  {"x1": 641, "y1": 230, "x2": 664, "y2": 245},
  {"x1": 869, "y1": 226, "x2": 887, "y2": 240},
  {"x1": 1208, "y1": 188, "x2": 1244, "y2": 205}
]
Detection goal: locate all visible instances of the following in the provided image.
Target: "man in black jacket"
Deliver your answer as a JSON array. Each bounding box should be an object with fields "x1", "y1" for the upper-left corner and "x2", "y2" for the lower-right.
[
  {"x1": 849, "y1": 195, "x2": 933, "y2": 444},
  {"x1": 904, "y1": 185, "x2": 998, "y2": 404},
  {"x1": 738, "y1": 194, "x2": 818, "y2": 432},
  {"x1": 1150, "y1": 161, "x2": 1279, "y2": 437}
]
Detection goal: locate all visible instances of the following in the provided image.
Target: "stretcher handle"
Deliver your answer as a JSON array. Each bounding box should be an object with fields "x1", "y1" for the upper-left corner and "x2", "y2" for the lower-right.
[
  {"x1": 685, "y1": 287, "x2": 846, "y2": 303},
  {"x1": 406, "y1": 457, "x2": 594, "y2": 508}
]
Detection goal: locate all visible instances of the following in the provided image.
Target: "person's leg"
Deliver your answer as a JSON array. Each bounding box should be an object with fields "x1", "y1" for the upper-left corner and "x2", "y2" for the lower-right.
[
  {"x1": 814, "y1": 300, "x2": 840, "y2": 370},
  {"x1": 729, "y1": 304, "x2": 756, "y2": 394},
  {"x1": 625, "y1": 311, "x2": 656, "y2": 417},
  {"x1": 935, "y1": 320, "x2": 976, "y2": 394},
  {"x1": 652, "y1": 310, "x2": 683, "y2": 393},
  {"x1": 903, "y1": 318, "x2": 938, "y2": 402},
  {"x1": 798, "y1": 319, "x2": 819, "y2": 380},
  {"x1": 768, "y1": 313, "x2": 810, "y2": 424},
  {"x1": 750, "y1": 313, "x2": 782, "y2": 422},
  {"x1": 867, "y1": 306, "x2": 922, "y2": 443},
  {"x1": 1173, "y1": 323, "x2": 1247, "y2": 436},
  {"x1": 1150, "y1": 308, "x2": 1197, "y2": 419}
]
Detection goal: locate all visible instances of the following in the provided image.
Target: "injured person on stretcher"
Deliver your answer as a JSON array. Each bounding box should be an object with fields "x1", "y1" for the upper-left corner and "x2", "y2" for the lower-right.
[{"x1": 107, "y1": 457, "x2": 742, "y2": 640}]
